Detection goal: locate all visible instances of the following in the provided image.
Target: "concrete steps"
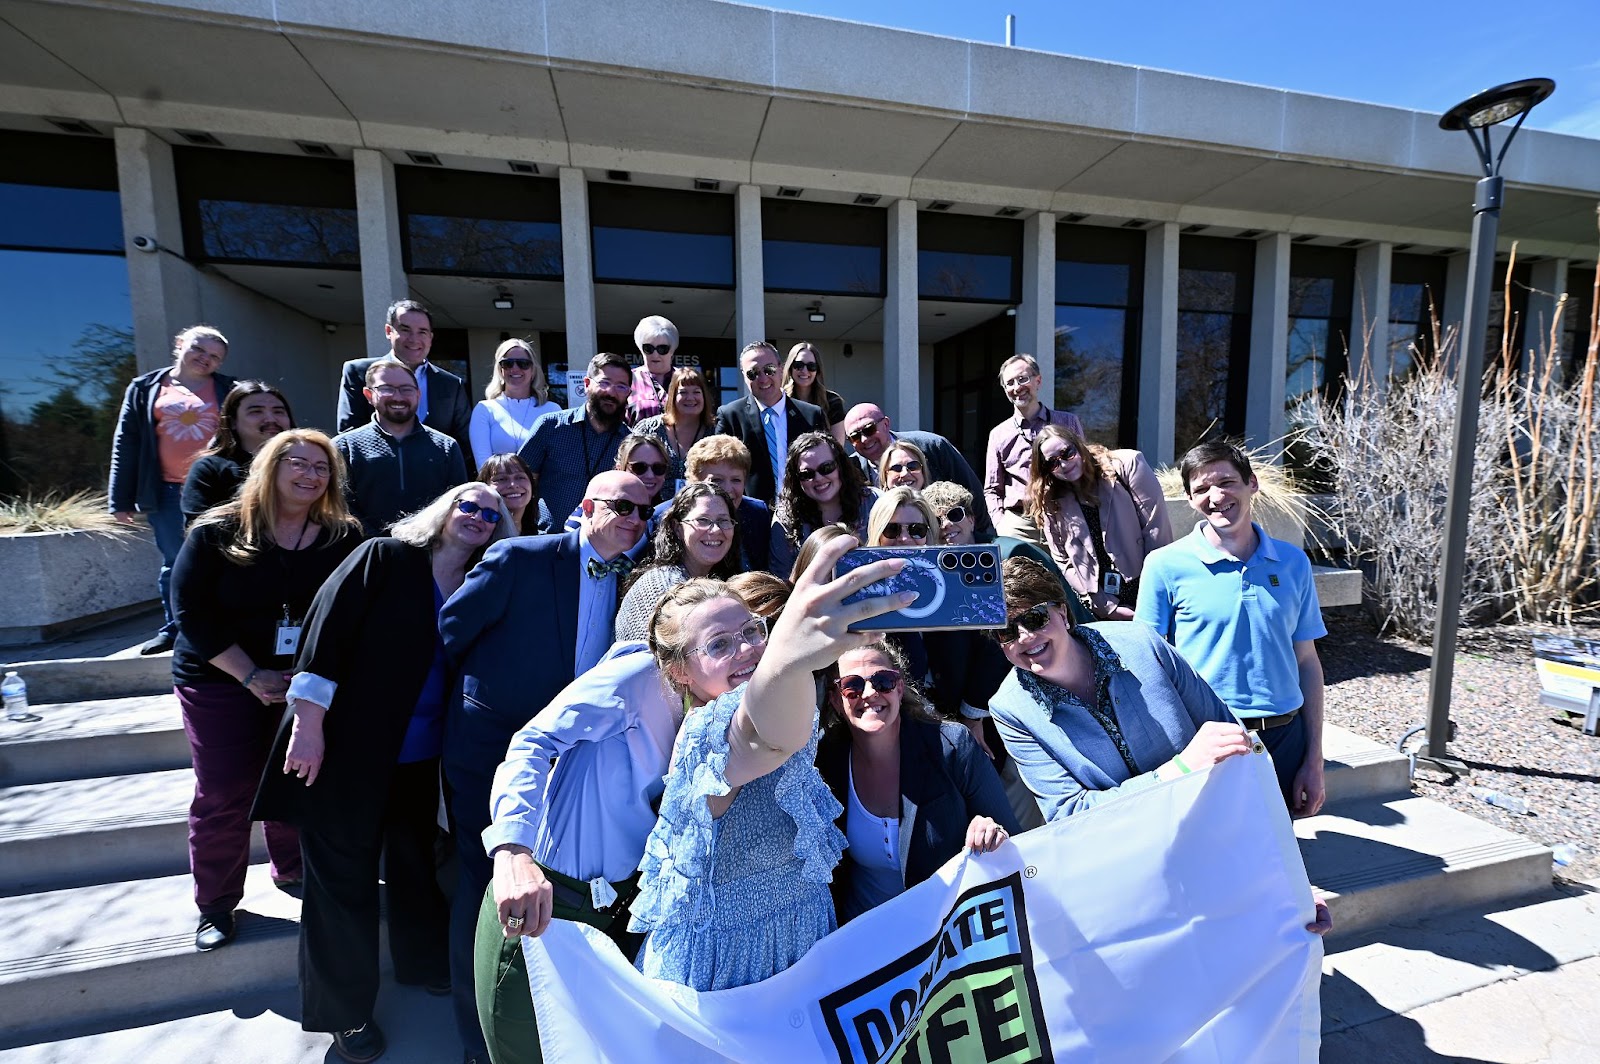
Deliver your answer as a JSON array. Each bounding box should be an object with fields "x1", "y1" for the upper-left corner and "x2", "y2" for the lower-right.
[{"x1": 0, "y1": 693, "x2": 187, "y2": 785}]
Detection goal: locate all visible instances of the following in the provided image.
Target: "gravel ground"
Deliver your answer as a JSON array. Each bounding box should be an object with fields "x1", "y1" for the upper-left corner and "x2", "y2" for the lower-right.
[{"x1": 1320, "y1": 608, "x2": 1600, "y2": 882}]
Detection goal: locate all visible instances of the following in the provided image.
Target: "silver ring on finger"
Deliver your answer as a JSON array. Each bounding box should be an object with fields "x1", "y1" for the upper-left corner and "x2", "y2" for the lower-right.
[{"x1": 506, "y1": 915, "x2": 525, "y2": 931}]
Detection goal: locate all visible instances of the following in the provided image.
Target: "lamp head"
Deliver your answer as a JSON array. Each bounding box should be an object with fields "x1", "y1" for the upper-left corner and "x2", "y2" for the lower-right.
[{"x1": 1439, "y1": 78, "x2": 1555, "y2": 131}]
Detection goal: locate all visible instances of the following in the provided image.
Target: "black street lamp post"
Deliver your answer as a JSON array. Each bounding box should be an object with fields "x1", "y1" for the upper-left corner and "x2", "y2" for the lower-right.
[{"x1": 1422, "y1": 78, "x2": 1556, "y2": 769}]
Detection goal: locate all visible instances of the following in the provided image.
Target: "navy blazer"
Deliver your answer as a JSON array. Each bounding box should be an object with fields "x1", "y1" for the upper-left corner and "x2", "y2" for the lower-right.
[
  {"x1": 713, "y1": 393, "x2": 826, "y2": 504},
  {"x1": 817, "y1": 716, "x2": 1020, "y2": 923},
  {"x1": 439, "y1": 529, "x2": 583, "y2": 781},
  {"x1": 337, "y1": 356, "x2": 474, "y2": 464}
]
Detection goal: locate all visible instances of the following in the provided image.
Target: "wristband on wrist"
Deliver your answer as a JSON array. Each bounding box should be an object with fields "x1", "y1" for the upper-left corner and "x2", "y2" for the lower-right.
[
  {"x1": 1172, "y1": 754, "x2": 1193, "y2": 775},
  {"x1": 241, "y1": 668, "x2": 261, "y2": 688}
]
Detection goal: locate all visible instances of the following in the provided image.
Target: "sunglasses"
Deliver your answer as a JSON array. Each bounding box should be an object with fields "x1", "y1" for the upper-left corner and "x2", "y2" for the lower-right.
[
  {"x1": 886, "y1": 460, "x2": 922, "y2": 475},
  {"x1": 1046, "y1": 445, "x2": 1081, "y2": 469},
  {"x1": 456, "y1": 499, "x2": 503, "y2": 524},
  {"x1": 593, "y1": 498, "x2": 645, "y2": 517},
  {"x1": 882, "y1": 522, "x2": 929, "y2": 541},
  {"x1": 796, "y1": 460, "x2": 838, "y2": 483},
  {"x1": 846, "y1": 421, "x2": 883, "y2": 443},
  {"x1": 937, "y1": 505, "x2": 968, "y2": 525},
  {"x1": 628, "y1": 461, "x2": 669, "y2": 477},
  {"x1": 641, "y1": 343, "x2": 673, "y2": 356},
  {"x1": 998, "y1": 602, "x2": 1061, "y2": 645},
  {"x1": 835, "y1": 669, "x2": 902, "y2": 700},
  {"x1": 791, "y1": 360, "x2": 818, "y2": 372},
  {"x1": 744, "y1": 365, "x2": 781, "y2": 381},
  {"x1": 498, "y1": 358, "x2": 534, "y2": 370},
  {"x1": 690, "y1": 616, "x2": 768, "y2": 662}
]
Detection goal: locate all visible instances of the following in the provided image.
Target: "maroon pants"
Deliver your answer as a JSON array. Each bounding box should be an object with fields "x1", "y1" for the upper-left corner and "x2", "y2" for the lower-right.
[{"x1": 177, "y1": 682, "x2": 302, "y2": 914}]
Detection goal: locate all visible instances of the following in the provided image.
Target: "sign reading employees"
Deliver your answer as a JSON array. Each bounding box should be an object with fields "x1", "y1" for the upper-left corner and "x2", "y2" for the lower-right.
[{"x1": 820, "y1": 873, "x2": 1051, "y2": 1064}]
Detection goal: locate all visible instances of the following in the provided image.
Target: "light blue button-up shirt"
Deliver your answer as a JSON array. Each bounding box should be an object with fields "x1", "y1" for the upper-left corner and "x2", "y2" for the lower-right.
[
  {"x1": 481, "y1": 642, "x2": 682, "y2": 882},
  {"x1": 575, "y1": 529, "x2": 621, "y2": 676}
]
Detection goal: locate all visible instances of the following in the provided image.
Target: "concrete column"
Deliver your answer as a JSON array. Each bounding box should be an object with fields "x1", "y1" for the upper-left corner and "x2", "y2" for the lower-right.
[
  {"x1": 734, "y1": 184, "x2": 765, "y2": 348},
  {"x1": 1352, "y1": 242, "x2": 1393, "y2": 388},
  {"x1": 883, "y1": 199, "x2": 919, "y2": 429},
  {"x1": 114, "y1": 127, "x2": 199, "y2": 372},
  {"x1": 352, "y1": 149, "x2": 407, "y2": 355},
  {"x1": 1244, "y1": 232, "x2": 1291, "y2": 456},
  {"x1": 1138, "y1": 223, "x2": 1178, "y2": 465},
  {"x1": 1018, "y1": 211, "x2": 1057, "y2": 404},
  {"x1": 1525, "y1": 258, "x2": 1569, "y2": 380},
  {"x1": 558, "y1": 167, "x2": 597, "y2": 367}
]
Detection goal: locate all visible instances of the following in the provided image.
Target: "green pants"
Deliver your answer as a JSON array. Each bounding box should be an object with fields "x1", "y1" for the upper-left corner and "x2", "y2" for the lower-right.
[{"x1": 473, "y1": 873, "x2": 641, "y2": 1064}]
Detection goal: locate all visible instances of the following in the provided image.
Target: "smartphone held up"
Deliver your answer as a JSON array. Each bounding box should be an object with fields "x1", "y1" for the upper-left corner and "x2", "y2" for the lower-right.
[{"x1": 836, "y1": 545, "x2": 1006, "y2": 633}]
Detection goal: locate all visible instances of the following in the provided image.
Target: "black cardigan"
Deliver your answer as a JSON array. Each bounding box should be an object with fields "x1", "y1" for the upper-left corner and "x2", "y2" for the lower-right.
[{"x1": 252, "y1": 538, "x2": 442, "y2": 844}]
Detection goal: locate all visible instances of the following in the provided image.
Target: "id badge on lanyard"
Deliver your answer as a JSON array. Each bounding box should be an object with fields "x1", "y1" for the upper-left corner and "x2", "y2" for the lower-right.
[{"x1": 274, "y1": 605, "x2": 304, "y2": 658}]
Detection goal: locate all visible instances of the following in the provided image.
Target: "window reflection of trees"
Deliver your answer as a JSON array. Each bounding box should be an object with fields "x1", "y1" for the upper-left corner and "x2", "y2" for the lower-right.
[
  {"x1": 408, "y1": 216, "x2": 562, "y2": 276},
  {"x1": 198, "y1": 201, "x2": 358, "y2": 265},
  {"x1": 1175, "y1": 265, "x2": 1247, "y2": 454},
  {"x1": 1, "y1": 323, "x2": 135, "y2": 497},
  {"x1": 1054, "y1": 308, "x2": 1125, "y2": 444},
  {"x1": 918, "y1": 252, "x2": 1013, "y2": 301}
]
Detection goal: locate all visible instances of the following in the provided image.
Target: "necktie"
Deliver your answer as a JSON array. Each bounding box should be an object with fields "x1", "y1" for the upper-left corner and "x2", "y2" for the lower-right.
[
  {"x1": 586, "y1": 555, "x2": 634, "y2": 580},
  {"x1": 763, "y1": 406, "x2": 782, "y2": 486}
]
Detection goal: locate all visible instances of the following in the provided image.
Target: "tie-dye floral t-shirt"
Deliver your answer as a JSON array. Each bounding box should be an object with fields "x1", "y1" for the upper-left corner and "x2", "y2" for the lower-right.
[{"x1": 155, "y1": 376, "x2": 219, "y2": 483}]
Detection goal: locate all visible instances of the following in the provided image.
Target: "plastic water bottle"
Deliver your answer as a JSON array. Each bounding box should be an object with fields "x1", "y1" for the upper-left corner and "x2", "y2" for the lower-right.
[
  {"x1": 2, "y1": 671, "x2": 35, "y2": 722},
  {"x1": 1552, "y1": 844, "x2": 1579, "y2": 867},
  {"x1": 1469, "y1": 787, "x2": 1531, "y2": 816}
]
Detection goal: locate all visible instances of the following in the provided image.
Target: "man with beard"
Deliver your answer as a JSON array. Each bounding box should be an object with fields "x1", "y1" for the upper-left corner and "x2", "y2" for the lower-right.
[
  {"x1": 334, "y1": 357, "x2": 470, "y2": 537},
  {"x1": 336, "y1": 299, "x2": 473, "y2": 463},
  {"x1": 518, "y1": 351, "x2": 632, "y2": 529}
]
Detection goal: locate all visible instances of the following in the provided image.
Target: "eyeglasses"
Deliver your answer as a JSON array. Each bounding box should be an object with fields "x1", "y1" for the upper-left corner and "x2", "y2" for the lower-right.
[
  {"x1": 791, "y1": 360, "x2": 818, "y2": 373},
  {"x1": 682, "y1": 516, "x2": 735, "y2": 532},
  {"x1": 937, "y1": 505, "x2": 968, "y2": 525},
  {"x1": 835, "y1": 669, "x2": 902, "y2": 700},
  {"x1": 640, "y1": 343, "x2": 674, "y2": 356},
  {"x1": 372, "y1": 384, "x2": 418, "y2": 397},
  {"x1": 689, "y1": 615, "x2": 768, "y2": 662},
  {"x1": 846, "y1": 420, "x2": 884, "y2": 443},
  {"x1": 796, "y1": 460, "x2": 838, "y2": 483},
  {"x1": 1046, "y1": 445, "x2": 1081, "y2": 469},
  {"x1": 456, "y1": 499, "x2": 503, "y2": 524},
  {"x1": 886, "y1": 460, "x2": 923, "y2": 475},
  {"x1": 1003, "y1": 374, "x2": 1037, "y2": 391},
  {"x1": 744, "y1": 365, "x2": 781, "y2": 382},
  {"x1": 998, "y1": 602, "x2": 1061, "y2": 645},
  {"x1": 278, "y1": 456, "x2": 331, "y2": 479},
  {"x1": 498, "y1": 358, "x2": 534, "y2": 370},
  {"x1": 628, "y1": 461, "x2": 669, "y2": 477},
  {"x1": 593, "y1": 498, "x2": 645, "y2": 518},
  {"x1": 882, "y1": 522, "x2": 929, "y2": 542},
  {"x1": 588, "y1": 377, "x2": 629, "y2": 394}
]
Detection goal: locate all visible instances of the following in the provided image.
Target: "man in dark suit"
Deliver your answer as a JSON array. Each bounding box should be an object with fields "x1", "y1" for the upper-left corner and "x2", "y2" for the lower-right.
[
  {"x1": 712, "y1": 340, "x2": 825, "y2": 505},
  {"x1": 439, "y1": 468, "x2": 651, "y2": 1059},
  {"x1": 335, "y1": 299, "x2": 474, "y2": 464},
  {"x1": 841, "y1": 401, "x2": 995, "y2": 539}
]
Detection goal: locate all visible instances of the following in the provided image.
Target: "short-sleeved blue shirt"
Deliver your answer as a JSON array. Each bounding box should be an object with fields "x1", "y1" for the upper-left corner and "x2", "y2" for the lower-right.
[{"x1": 1135, "y1": 521, "x2": 1325, "y2": 717}]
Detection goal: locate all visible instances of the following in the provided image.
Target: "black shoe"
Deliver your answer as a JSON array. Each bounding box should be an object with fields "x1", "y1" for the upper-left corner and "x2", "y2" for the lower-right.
[
  {"x1": 194, "y1": 911, "x2": 235, "y2": 952},
  {"x1": 424, "y1": 978, "x2": 451, "y2": 997},
  {"x1": 332, "y1": 1022, "x2": 386, "y2": 1063},
  {"x1": 139, "y1": 630, "x2": 175, "y2": 655}
]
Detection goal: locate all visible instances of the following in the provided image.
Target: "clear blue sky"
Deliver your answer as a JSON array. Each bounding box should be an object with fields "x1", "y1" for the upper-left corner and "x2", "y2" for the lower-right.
[{"x1": 761, "y1": 0, "x2": 1600, "y2": 137}]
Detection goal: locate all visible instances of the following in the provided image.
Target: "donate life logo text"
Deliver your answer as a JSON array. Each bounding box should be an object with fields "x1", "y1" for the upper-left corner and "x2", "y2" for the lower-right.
[{"x1": 819, "y1": 872, "x2": 1052, "y2": 1064}]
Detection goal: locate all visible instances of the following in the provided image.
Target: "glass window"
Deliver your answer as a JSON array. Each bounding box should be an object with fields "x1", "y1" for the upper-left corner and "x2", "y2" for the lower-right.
[
  {"x1": 176, "y1": 147, "x2": 358, "y2": 267},
  {"x1": 1389, "y1": 254, "x2": 1448, "y2": 379},
  {"x1": 590, "y1": 184, "x2": 734, "y2": 288},
  {"x1": 1055, "y1": 224, "x2": 1144, "y2": 445},
  {"x1": 1284, "y1": 247, "x2": 1354, "y2": 410},
  {"x1": 0, "y1": 132, "x2": 123, "y2": 254},
  {"x1": 1560, "y1": 267, "x2": 1595, "y2": 379},
  {"x1": 1176, "y1": 236, "x2": 1253, "y2": 453},
  {"x1": 918, "y1": 212, "x2": 1021, "y2": 303},
  {"x1": 762, "y1": 200, "x2": 885, "y2": 296},
  {"x1": 397, "y1": 166, "x2": 562, "y2": 278}
]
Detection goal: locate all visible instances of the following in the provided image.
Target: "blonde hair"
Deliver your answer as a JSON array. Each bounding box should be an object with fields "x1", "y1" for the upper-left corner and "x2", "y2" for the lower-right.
[
  {"x1": 172, "y1": 324, "x2": 228, "y2": 359},
  {"x1": 877, "y1": 439, "x2": 929, "y2": 489},
  {"x1": 193, "y1": 429, "x2": 359, "y2": 563},
  {"x1": 866, "y1": 487, "x2": 937, "y2": 546},
  {"x1": 647, "y1": 578, "x2": 742, "y2": 697},
  {"x1": 685, "y1": 434, "x2": 752, "y2": 478},
  {"x1": 390, "y1": 482, "x2": 515, "y2": 558},
  {"x1": 726, "y1": 571, "x2": 791, "y2": 622},
  {"x1": 485, "y1": 338, "x2": 549, "y2": 403}
]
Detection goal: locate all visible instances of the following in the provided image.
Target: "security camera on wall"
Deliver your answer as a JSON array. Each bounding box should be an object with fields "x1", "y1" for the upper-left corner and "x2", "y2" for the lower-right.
[{"x1": 131, "y1": 236, "x2": 159, "y2": 253}]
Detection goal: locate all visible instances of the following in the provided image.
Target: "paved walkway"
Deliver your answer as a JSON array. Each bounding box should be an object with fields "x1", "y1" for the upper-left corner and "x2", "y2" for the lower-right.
[{"x1": 2, "y1": 609, "x2": 162, "y2": 667}]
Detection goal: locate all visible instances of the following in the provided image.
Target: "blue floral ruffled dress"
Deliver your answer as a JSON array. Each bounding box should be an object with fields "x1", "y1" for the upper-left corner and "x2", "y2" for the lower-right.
[{"x1": 629, "y1": 684, "x2": 846, "y2": 991}]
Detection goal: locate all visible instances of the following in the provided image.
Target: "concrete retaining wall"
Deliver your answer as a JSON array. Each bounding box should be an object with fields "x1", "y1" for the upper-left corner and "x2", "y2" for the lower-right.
[{"x1": 0, "y1": 529, "x2": 161, "y2": 646}]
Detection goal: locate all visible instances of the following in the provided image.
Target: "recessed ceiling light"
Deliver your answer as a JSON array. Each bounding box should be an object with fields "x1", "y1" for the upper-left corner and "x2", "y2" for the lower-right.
[
  {"x1": 47, "y1": 119, "x2": 100, "y2": 136},
  {"x1": 1340, "y1": 238, "x2": 1367, "y2": 248},
  {"x1": 406, "y1": 151, "x2": 442, "y2": 166},
  {"x1": 176, "y1": 130, "x2": 223, "y2": 146},
  {"x1": 1291, "y1": 234, "x2": 1317, "y2": 243},
  {"x1": 1120, "y1": 219, "x2": 1149, "y2": 229},
  {"x1": 927, "y1": 201, "x2": 953, "y2": 212},
  {"x1": 1061, "y1": 213, "x2": 1088, "y2": 224},
  {"x1": 853, "y1": 194, "x2": 881, "y2": 206},
  {"x1": 607, "y1": 170, "x2": 632, "y2": 182},
  {"x1": 777, "y1": 186, "x2": 804, "y2": 198},
  {"x1": 1182, "y1": 224, "x2": 1208, "y2": 234},
  {"x1": 296, "y1": 141, "x2": 335, "y2": 157},
  {"x1": 493, "y1": 292, "x2": 514, "y2": 310},
  {"x1": 1236, "y1": 229, "x2": 1263, "y2": 239},
  {"x1": 508, "y1": 161, "x2": 538, "y2": 174},
  {"x1": 693, "y1": 178, "x2": 721, "y2": 192},
  {"x1": 996, "y1": 206, "x2": 1022, "y2": 218}
]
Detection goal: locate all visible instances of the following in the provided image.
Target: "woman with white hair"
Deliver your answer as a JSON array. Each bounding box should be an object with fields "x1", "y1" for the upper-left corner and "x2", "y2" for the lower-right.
[
  {"x1": 470, "y1": 338, "x2": 559, "y2": 463},
  {"x1": 253, "y1": 481, "x2": 513, "y2": 1064},
  {"x1": 626, "y1": 314, "x2": 679, "y2": 426}
]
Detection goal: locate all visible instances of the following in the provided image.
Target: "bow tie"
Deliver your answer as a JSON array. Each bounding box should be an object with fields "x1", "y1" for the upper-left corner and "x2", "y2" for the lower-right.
[{"x1": 586, "y1": 556, "x2": 634, "y2": 580}]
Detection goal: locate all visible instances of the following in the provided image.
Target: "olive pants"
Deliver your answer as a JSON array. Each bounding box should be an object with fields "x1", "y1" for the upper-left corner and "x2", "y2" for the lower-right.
[{"x1": 473, "y1": 872, "x2": 642, "y2": 1064}]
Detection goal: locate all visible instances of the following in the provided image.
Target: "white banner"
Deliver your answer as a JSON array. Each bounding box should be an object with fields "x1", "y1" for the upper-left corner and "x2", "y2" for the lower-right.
[{"x1": 525, "y1": 750, "x2": 1322, "y2": 1063}]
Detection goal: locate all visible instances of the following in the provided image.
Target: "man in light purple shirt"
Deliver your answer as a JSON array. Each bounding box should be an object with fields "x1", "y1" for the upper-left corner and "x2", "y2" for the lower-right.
[{"x1": 983, "y1": 353, "x2": 1084, "y2": 543}]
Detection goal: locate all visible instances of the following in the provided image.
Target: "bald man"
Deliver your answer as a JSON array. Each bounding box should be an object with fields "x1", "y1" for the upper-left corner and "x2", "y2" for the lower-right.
[
  {"x1": 439, "y1": 469, "x2": 651, "y2": 1058},
  {"x1": 842, "y1": 402, "x2": 994, "y2": 539}
]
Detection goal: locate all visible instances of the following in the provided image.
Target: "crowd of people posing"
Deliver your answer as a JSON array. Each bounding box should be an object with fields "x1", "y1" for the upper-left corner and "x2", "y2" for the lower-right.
[{"x1": 105, "y1": 303, "x2": 1332, "y2": 1064}]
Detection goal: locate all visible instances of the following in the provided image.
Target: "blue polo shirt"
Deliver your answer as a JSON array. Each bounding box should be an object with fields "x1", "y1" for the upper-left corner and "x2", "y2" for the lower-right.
[{"x1": 1134, "y1": 521, "x2": 1325, "y2": 717}]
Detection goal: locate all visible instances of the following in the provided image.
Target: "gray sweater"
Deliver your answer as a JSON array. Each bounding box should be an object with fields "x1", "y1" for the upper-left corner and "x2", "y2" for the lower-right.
[{"x1": 334, "y1": 419, "x2": 469, "y2": 537}]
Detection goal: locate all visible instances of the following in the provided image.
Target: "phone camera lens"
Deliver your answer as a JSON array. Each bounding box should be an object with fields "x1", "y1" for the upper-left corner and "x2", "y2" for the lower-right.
[
  {"x1": 963, "y1": 572, "x2": 976, "y2": 585},
  {"x1": 978, "y1": 548, "x2": 996, "y2": 568},
  {"x1": 959, "y1": 552, "x2": 976, "y2": 569},
  {"x1": 939, "y1": 552, "x2": 959, "y2": 570},
  {"x1": 982, "y1": 571, "x2": 995, "y2": 583}
]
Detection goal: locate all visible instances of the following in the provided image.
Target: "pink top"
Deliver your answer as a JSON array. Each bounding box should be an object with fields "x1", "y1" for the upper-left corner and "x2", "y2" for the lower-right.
[{"x1": 154, "y1": 375, "x2": 218, "y2": 484}]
